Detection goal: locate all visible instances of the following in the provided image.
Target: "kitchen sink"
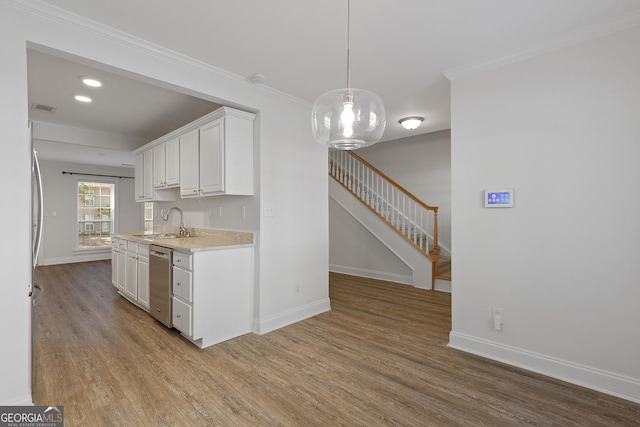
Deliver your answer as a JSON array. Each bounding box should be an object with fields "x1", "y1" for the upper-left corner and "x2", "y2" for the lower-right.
[{"x1": 134, "y1": 233, "x2": 179, "y2": 239}]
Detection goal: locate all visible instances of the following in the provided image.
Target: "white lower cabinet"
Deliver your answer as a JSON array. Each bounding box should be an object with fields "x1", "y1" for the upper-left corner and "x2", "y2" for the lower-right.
[
  {"x1": 125, "y1": 247, "x2": 138, "y2": 300},
  {"x1": 137, "y1": 246, "x2": 150, "y2": 310},
  {"x1": 117, "y1": 251, "x2": 126, "y2": 293},
  {"x1": 172, "y1": 297, "x2": 192, "y2": 336},
  {"x1": 111, "y1": 238, "x2": 149, "y2": 312},
  {"x1": 172, "y1": 246, "x2": 253, "y2": 348},
  {"x1": 111, "y1": 238, "x2": 119, "y2": 287}
]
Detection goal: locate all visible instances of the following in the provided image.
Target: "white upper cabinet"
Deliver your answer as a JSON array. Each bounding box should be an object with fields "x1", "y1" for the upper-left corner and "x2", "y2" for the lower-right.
[
  {"x1": 134, "y1": 153, "x2": 144, "y2": 201},
  {"x1": 165, "y1": 137, "x2": 180, "y2": 187},
  {"x1": 152, "y1": 144, "x2": 165, "y2": 188},
  {"x1": 199, "y1": 118, "x2": 224, "y2": 195},
  {"x1": 153, "y1": 137, "x2": 180, "y2": 189},
  {"x1": 179, "y1": 129, "x2": 200, "y2": 197},
  {"x1": 135, "y1": 106, "x2": 254, "y2": 200},
  {"x1": 180, "y1": 108, "x2": 255, "y2": 198},
  {"x1": 135, "y1": 150, "x2": 154, "y2": 201},
  {"x1": 135, "y1": 148, "x2": 177, "y2": 203}
]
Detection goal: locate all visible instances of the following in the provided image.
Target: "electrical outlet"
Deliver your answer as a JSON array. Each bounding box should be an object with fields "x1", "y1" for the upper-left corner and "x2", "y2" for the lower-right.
[{"x1": 492, "y1": 307, "x2": 503, "y2": 331}]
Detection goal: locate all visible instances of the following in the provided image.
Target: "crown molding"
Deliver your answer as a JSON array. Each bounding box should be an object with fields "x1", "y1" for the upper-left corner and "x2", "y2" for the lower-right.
[
  {"x1": 444, "y1": 9, "x2": 640, "y2": 81},
  {"x1": 2, "y1": 0, "x2": 311, "y2": 108}
]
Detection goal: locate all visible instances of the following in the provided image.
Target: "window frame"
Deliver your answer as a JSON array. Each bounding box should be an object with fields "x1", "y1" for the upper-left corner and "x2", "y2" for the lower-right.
[{"x1": 75, "y1": 179, "x2": 116, "y2": 252}]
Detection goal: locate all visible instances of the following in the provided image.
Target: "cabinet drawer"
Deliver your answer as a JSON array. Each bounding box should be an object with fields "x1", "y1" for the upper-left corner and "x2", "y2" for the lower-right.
[
  {"x1": 118, "y1": 239, "x2": 128, "y2": 249},
  {"x1": 138, "y1": 244, "x2": 149, "y2": 257},
  {"x1": 127, "y1": 240, "x2": 138, "y2": 253},
  {"x1": 172, "y1": 297, "x2": 192, "y2": 336},
  {"x1": 173, "y1": 267, "x2": 192, "y2": 302},
  {"x1": 173, "y1": 251, "x2": 193, "y2": 270}
]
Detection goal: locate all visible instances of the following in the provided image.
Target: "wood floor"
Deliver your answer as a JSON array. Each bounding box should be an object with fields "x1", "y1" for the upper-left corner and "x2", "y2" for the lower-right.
[{"x1": 33, "y1": 261, "x2": 640, "y2": 426}]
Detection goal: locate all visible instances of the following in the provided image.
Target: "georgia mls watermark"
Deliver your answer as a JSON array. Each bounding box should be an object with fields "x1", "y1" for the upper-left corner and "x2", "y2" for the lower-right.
[{"x1": 0, "y1": 406, "x2": 63, "y2": 427}]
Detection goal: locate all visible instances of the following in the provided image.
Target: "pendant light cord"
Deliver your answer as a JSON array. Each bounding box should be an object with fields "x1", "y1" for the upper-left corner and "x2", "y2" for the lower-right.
[{"x1": 346, "y1": 0, "x2": 351, "y2": 91}]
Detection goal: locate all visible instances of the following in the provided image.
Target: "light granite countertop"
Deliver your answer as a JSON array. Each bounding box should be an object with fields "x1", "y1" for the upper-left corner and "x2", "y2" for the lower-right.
[{"x1": 113, "y1": 227, "x2": 254, "y2": 253}]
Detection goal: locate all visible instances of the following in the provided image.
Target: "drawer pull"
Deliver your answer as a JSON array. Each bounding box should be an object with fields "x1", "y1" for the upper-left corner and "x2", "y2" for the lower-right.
[
  {"x1": 176, "y1": 314, "x2": 181, "y2": 318},
  {"x1": 177, "y1": 282, "x2": 181, "y2": 287}
]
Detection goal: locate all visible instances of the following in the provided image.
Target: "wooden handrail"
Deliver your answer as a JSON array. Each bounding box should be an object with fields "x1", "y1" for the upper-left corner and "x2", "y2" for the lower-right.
[
  {"x1": 346, "y1": 151, "x2": 439, "y2": 213},
  {"x1": 330, "y1": 150, "x2": 441, "y2": 289}
]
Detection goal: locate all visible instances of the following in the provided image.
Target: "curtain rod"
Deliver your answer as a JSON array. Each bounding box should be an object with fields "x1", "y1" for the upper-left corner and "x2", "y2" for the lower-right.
[{"x1": 62, "y1": 171, "x2": 134, "y2": 179}]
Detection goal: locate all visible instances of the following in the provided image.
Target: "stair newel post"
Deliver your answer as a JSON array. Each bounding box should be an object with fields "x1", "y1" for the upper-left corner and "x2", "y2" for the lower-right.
[{"x1": 433, "y1": 207, "x2": 439, "y2": 277}]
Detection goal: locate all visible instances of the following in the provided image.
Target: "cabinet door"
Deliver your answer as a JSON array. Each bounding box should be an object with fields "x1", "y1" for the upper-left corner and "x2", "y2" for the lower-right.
[
  {"x1": 199, "y1": 118, "x2": 224, "y2": 195},
  {"x1": 117, "y1": 251, "x2": 126, "y2": 292},
  {"x1": 143, "y1": 150, "x2": 154, "y2": 200},
  {"x1": 153, "y1": 144, "x2": 166, "y2": 188},
  {"x1": 125, "y1": 253, "x2": 138, "y2": 300},
  {"x1": 165, "y1": 137, "x2": 180, "y2": 187},
  {"x1": 172, "y1": 297, "x2": 192, "y2": 336},
  {"x1": 179, "y1": 129, "x2": 200, "y2": 197},
  {"x1": 137, "y1": 256, "x2": 149, "y2": 310},
  {"x1": 134, "y1": 153, "x2": 145, "y2": 201},
  {"x1": 111, "y1": 249, "x2": 118, "y2": 287}
]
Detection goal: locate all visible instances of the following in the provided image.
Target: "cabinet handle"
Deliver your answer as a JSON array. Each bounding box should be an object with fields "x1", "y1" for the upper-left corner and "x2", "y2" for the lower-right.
[
  {"x1": 193, "y1": 189, "x2": 198, "y2": 193},
  {"x1": 176, "y1": 314, "x2": 181, "y2": 318},
  {"x1": 177, "y1": 282, "x2": 181, "y2": 286},
  {"x1": 176, "y1": 259, "x2": 181, "y2": 263}
]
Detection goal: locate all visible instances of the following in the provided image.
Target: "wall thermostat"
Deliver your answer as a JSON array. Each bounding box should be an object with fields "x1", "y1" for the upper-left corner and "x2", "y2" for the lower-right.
[{"x1": 485, "y1": 189, "x2": 514, "y2": 208}]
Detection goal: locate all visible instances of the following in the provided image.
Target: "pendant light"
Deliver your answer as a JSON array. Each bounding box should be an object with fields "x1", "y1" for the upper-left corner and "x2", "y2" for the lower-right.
[{"x1": 311, "y1": 0, "x2": 386, "y2": 150}]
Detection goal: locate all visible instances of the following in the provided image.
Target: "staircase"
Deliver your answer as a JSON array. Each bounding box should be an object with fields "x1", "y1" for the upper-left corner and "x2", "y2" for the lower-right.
[{"x1": 329, "y1": 150, "x2": 451, "y2": 289}]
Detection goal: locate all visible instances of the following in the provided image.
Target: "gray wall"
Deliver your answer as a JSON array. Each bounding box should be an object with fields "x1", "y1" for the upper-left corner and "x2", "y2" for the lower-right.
[
  {"x1": 329, "y1": 129, "x2": 451, "y2": 284},
  {"x1": 38, "y1": 159, "x2": 141, "y2": 265},
  {"x1": 449, "y1": 25, "x2": 640, "y2": 401}
]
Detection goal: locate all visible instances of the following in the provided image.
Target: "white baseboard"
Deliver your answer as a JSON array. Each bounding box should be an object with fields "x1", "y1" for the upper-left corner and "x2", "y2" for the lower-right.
[
  {"x1": 42, "y1": 253, "x2": 111, "y2": 266},
  {"x1": 449, "y1": 331, "x2": 640, "y2": 404},
  {"x1": 0, "y1": 395, "x2": 33, "y2": 406},
  {"x1": 434, "y1": 278, "x2": 451, "y2": 293},
  {"x1": 329, "y1": 264, "x2": 413, "y2": 286},
  {"x1": 254, "y1": 298, "x2": 331, "y2": 335}
]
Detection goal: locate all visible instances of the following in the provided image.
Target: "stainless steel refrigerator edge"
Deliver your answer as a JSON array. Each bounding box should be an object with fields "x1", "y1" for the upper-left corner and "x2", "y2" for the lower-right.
[
  {"x1": 31, "y1": 122, "x2": 44, "y2": 301},
  {"x1": 149, "y1": 245, "x2": 173, "y2": 327}
]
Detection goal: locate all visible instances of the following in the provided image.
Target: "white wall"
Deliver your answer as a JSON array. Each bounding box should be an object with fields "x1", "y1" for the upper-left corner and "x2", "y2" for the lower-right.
[
  {"x1": 0, "y1": 3, "x2": 32, "y2": 406},
  {"x1": 38, "y1": 159, "x2": 140, "y2": 265},
  {"x1": 156, "y1": 196, "x2": 258, "y2": 233},
  {"x1": 358, "y1": 130, "x2": 452, "y2": 251},
  {"x1": 330, "y1": 195, "x2": 413, "y2": 284},
  {"x1": 329, "y1": 130, "x2": 451, "y2": 284},
  {"x1": 449, "y1": 26, "x2": 640, "y2": 402},
  {"x1": 0, "y1": 1, "x2": 328, "y2": 405}
]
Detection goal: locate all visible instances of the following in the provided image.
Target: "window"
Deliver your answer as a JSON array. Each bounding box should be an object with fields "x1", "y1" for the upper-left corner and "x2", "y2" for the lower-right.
[
  {"x1": 144, "y1": 202, "x2": 154, "y2": 233},
  {"x1": 77, "y1": 181, "x2": 115, "y2": 249}
]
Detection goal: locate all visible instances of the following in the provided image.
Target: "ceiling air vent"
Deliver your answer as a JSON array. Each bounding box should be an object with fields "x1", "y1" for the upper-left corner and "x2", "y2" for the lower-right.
[{"x1": 31, "y1": 103, "x2": 56, "y2": 113}]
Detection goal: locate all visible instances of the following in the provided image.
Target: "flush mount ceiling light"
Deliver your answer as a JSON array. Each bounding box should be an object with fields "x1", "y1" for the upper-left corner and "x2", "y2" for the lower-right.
[
  {"x1": 311, "y1": 0, "x2": 386, "y2": 150},
  {"x1": 74, "y1": 95, "x2": 92, "y2": 103},
  {"x1": 82, "y1": 77, "x2": 102, "y2": 87},
  {"x1": 399, "y1": 116, "x2": 424, "y2": 130}
]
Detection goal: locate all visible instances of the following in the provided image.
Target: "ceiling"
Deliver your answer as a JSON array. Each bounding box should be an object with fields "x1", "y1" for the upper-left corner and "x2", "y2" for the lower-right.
[{"x1": 28, "y1": 0, "x2": 640, "y2": 167}]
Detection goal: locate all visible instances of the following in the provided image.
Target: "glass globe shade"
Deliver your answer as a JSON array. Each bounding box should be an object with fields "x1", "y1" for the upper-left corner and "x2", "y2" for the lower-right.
[{"x1": 311, "y1": 88, "x2": 386, "y2": 150}]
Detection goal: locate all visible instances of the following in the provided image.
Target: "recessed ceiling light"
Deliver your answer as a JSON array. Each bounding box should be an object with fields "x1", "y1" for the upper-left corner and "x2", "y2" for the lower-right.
[
  {"x1": 82, "y1": 78, "x2": 102, "y2": 87},
  {"x1": 74, "y1": 95, "x2": 92, "y2": 103},
  {"x1": 399, "y1": 116, "x2": 424, "y2": 130}
]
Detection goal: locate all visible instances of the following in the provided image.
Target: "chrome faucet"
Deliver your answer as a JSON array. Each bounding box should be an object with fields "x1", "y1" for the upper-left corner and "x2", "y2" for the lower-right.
[{"x1": 163, "y1": 207, "x2": 189, "y2": 236}]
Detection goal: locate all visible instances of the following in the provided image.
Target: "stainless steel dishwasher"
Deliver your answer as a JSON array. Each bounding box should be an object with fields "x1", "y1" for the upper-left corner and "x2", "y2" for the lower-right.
[{"x1": 149, "y1": 245, "x2": 173, "y2": 327}]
